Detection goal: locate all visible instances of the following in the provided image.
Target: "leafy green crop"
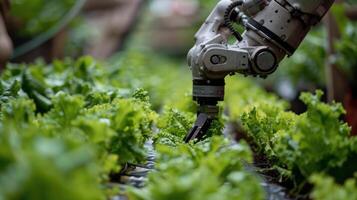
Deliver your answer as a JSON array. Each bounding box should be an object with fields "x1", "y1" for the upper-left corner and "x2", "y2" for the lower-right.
[
  {"x1": 1, "y1": 56, "x2": 158, "y2": 168},
  {"x1": 241, "y1": 90, "x2": 356, "y2": 189},
  {"x1": 129, "y1": 114, "x2": 264, "y2": 200},
  {"x1": 0, "y1": 98, "x2": 106, "y2": 200},
  {"x1": 0, "y1": 51, "x2": 271, "y2": 200},
  {"x1": 10, "y1": 0, "x2": 76, "y2": 37},
  {"x1": 276, "y1": 92, "x2": 353, "y2": 178},
  {"x1": 155, "y1": 108, "x2": 195, "y2": 146},
  {"x1": 3, "y1": 47, "x2": 354, "y2": 200},
  {"x1": 128, "y1": 95, "x2": 265, "y2": 200},
  {"x1": 129, "y1": 137, "x2": 265, "y2": 200},
  {"x1": 0, "y1": 55, "x2": 160, "y2": 199},
  {"x1": 310, "y1": 174, "x2": 357, "y2": 200},
  {"x1": 225, "y1": 76, "x2": 289, "y2": 122}
]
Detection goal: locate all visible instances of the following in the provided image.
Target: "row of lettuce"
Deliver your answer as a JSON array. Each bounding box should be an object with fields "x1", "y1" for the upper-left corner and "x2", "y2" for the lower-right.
[
  {"x1": 226, "y1": 77, "x2": 357, "y2": 198},
  {"x1": 0, "y1": 52, "x2": 264, "y2": 200},
  {"x1": 0, "y1": 56, "x2": 155, "y2": 199},
  {"x1": 0, "y1": 50, "x2": 356, "y2": 200}
]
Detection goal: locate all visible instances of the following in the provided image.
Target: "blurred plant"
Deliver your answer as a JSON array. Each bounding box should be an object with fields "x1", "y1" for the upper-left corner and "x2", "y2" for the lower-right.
[
  {"x1": 0, "y1": 98, "x2": 106, "y2": 200},
  {"x1": 109, "y1": 50, "x2": 194, "y2": 112},
  {"x1": 346, "y1": 0, "x2": 357, "y2": 5},
  {"x1": 332, "y1": 5, "x2": 357, "y2": 88},
  {"x1": 10, "y1": 0, "x2": 76, "y2": 37},
  {"x1": 197, "y1": 0, "x2": 217, "y2": 16},
  {"x1": 310, "y1": 174, "x2": 357, "y2": 200},
  {"x1": 64, "y1": 20, "x2": 99, "y2": 58},
  {"x1": 267, "y1": 28, "x2": 327, "y2": 89},
  {"x1": 225, "y1": 75, "x2": 289, "y2": 122}
]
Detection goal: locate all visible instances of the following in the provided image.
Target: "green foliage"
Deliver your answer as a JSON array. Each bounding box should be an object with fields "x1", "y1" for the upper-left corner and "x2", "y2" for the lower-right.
[
  {"x1": 225, "y1": 76, "x2": 288, "y2": 122},
  {"x1": 109, "y1": 50, "x2": 194, "y2": 112},
  {"x1": 197, "y1": 0, "x2": 218, "y2": 18},
  {"x1": 346, "y1": 0, "x2": 357, "y2": 4},
  {"x1": 2, "y1": 51, "x2": 255, "y2": 200},
  {"x1": 21, "y1": 68, "x2": 53, "y2": 112},
  {"x1": 0, "y1": 80, "x2": 21, "y2": 104},
  {"x1": 128, "y1": 103, "x2": 264, "y2": 200},
  {"x1": 155, "y1": 106, "x2": 225, "y2": 146},
  {"x1": 241, "y1": 90, "x2": 356, "y2": 187},
  {"x1": 310, "y1": 174, "x2": 357, "y2": 200},
  {"x1": 2, "y1": 57, "x2": 157, "y2": 167},
  {"x1": 85, "y1": 98, "x2": 157, "y2": 165},
  {"x1": 155, "y1": 108, "x2": 195, "y2": 146},
  {"x1": 128, "y1": 136, "x2": 265, "y2": 200},
  {"x1": 241, "y1": 104, "x2": 296, "y2": 164},
  {"x1": 1, "y1": 97, "x2": 36, "y2": 125},
  {"x1": 5, "y1": 47, "x2": 355, "y2": 199},
  {"x1": 0, "y1": 98, "x2": 106, "y2": 200},
  {"x1": 10, "y1": 0, "x2": 76, "y2": 36},
  {"x1": 275, "y1": 28, "x2": 327, "y2": 86},
  {"x1": 332, "y1": 6, "x2": 357, "y2": 85},
  {"x1": 0, "y1": 55, "x2": 159, "y2": 199},
  {"x1": 283, "y1": 92, "x2": 351, "y2": 175}
]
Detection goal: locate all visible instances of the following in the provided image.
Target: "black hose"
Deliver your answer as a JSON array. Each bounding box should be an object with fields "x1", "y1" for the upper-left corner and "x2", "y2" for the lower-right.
[{"x1": 224, "y1": 0, "x2": 244, "y2": 41}]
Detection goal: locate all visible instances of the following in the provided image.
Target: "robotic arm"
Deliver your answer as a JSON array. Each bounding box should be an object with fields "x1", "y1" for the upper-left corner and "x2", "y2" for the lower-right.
[{"x1": 184, "y1": 0, "x2": 335, "y2": 142}]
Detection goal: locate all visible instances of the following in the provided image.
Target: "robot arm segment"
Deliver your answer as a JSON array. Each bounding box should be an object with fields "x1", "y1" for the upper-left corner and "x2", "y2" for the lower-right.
[{"x1": 184, "y1": 0, "x2": 335, "y2": 142}]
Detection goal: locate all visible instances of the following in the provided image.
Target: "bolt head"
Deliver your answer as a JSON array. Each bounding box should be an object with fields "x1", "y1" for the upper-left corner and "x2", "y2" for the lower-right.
[{"x1": 210, "y1": 55, "x2": 221, "y2": 65}]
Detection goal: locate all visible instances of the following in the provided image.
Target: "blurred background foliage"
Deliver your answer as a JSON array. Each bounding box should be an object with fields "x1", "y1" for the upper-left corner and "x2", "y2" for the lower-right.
[
  {"x1": 10, "y1": 0, "x2": 76, "y2": 37},
  {"x1": 3, "y1": 0, "x2": 355, "y2": 108},
  {"x1": 3, "y1": 0, "x2": 357, "y2": 102}
]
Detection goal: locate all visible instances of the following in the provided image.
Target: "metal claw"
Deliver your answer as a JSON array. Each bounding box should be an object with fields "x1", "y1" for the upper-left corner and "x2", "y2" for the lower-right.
[{"x1": 184, "y1": 113, "x2": 212, "y2": 143}]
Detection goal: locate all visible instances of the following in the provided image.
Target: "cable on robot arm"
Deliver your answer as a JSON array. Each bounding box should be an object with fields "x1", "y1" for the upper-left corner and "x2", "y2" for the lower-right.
[{"x1": 224, "y1": 1, "x2": 244, "y2": 41}]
